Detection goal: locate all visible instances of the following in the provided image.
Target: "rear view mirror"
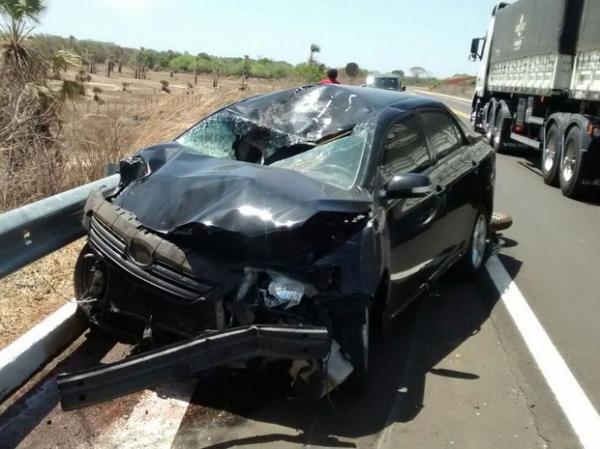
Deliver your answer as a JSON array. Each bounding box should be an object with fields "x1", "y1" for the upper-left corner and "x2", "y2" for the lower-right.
[
  {"x1": 470, "y1": 38, "x2": 483, "y2": 60},
  {"x1": 401, "y1": 86, "x2": 406, "y2": 92},
  {"x1": 384, "y1": 173, "x2": 434, "y2": 199}
]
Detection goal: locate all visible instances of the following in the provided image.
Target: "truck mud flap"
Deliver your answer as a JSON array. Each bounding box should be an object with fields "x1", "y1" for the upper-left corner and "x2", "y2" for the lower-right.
[{"x1": 57, "y1": 324, "x2": 330, "y2": 410}]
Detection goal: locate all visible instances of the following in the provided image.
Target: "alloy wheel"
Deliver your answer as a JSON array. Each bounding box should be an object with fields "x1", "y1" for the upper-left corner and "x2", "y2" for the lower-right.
[{"x1": 471, "y1": 214, "x2": 487, "y2": 270}]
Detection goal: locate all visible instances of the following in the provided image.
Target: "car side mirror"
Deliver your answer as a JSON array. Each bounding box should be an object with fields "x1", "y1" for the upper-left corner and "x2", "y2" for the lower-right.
[
  {"x1": 401, "y1": 86, "x2": 406, "y2": 92},
  {"x1": 384, "y1": 173, "x2": 434, "y2": 199}
]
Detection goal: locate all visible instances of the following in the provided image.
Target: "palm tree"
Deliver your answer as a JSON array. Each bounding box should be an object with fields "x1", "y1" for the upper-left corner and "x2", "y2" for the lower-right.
[
  {"x1": 309, "y1": 43, "x2": 320, "y2": 65},
  {"x1": 0, "y1": 0, "x2": 46, "y2": 69},
  {"x1": 50, "y1": 49, "x2": 79, "y2": 79}
]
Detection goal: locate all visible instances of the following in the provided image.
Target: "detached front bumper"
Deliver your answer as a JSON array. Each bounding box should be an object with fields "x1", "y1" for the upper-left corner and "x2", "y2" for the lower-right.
[{"x1": 57, "y1": 324, "x2": 329, "y2": 410}]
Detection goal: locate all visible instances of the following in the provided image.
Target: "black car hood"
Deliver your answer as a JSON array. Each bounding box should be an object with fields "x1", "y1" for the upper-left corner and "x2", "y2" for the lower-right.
[{"x1": 114, "y1": 144, "x2": 371, "y2": 238}]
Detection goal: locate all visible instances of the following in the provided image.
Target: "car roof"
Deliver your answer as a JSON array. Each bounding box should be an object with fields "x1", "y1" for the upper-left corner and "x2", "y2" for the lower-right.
[
  {"x1": 329, "y1": 85, "x2": 444, "y2": 112},
  {"x1": 227, "y1": 84, "x2": 446, "y2": 142},
  {"x1": 373, "y1": 73, "x2": 400, "y2": 79}
]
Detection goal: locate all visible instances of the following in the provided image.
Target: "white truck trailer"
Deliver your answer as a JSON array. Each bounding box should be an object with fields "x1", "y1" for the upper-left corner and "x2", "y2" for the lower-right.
[{"x1": 470, "y1": 0, "x2": 600, "y2": 197}]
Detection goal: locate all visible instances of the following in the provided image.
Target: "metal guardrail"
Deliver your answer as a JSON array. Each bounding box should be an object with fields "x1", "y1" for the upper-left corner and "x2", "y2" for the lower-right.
[
  {"x1": 0, "y1": 175, "x2": 120, "y2": 403},
  {"x1": 0, "y1": 174, "x2": 120, "y2": 280}
]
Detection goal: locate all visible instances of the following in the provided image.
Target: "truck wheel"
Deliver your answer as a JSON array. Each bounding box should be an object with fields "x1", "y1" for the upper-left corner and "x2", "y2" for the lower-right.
[
  {"x1": 455, "y1": 208, "x2": 489, "y2": 278},
  {"x1": 542, "y1": 123, "x2": 561, "y2": 186},
  {"x1": 493, "y1": 109, "x2": 512, "y2": 153},
  {"x1": 485, "y1": 102, "x2": 497, "y2": 145},
  {"x1": 341, "y1": 307, "x2": 370, "y2": 393},
  {"x1": 559, "y1": 127, "x2": 585, "y2": 198}
]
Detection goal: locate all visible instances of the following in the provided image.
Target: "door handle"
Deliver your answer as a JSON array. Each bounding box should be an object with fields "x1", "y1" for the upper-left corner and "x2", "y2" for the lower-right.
[{"x1": 418, "y1": 196, "x2": 443, "y2": 227}]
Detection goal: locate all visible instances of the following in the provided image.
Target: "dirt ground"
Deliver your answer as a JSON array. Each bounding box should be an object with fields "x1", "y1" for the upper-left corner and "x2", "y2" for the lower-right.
[
  {"x1": 428, "y1": 77, "x2": 475, "y2": 99},
  {"x1": 0, "y1": 74, "x2": 293, "y2": 350},
  {"x1": 70, "y1": 65, "x2": 294, "y2": 107}
]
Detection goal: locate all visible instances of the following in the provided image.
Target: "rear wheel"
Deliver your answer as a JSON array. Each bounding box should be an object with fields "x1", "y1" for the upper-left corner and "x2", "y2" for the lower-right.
[
  {"x1": 455, "y1": 209, "x2": 489, "y2": 278},
  {"x1": 559, "y1": 127, "x2": 585, "y2": 198},
  {"x1": 542, "y1": 123, "x2": 561, "y2": 186}
]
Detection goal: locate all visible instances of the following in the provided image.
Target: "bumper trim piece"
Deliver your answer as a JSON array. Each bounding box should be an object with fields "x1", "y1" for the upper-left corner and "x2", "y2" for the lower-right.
[{"x1": 57, "y1": 324, "x2": 329, "y2": 410}]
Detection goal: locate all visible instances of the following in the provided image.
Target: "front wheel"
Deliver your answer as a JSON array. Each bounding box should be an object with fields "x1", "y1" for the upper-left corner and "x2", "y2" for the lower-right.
[
  {"x1": 493, "y1": 109, "x2": 512, "y2": 154},
  {"x1": 340, "y1": 307, "x2": 370, "y2": 393},
  {"x1": 484, "y1": 100, "x2": 498, "y2": 145},
  {"x1": 455, "y1": 209, "x2": 489, "y2": 278}
]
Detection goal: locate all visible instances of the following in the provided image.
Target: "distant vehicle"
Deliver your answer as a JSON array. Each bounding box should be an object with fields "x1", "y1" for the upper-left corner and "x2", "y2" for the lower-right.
[
  {"x1": 470, "y1": 0, "x2": 600, "y2": 198},
  {"x1": 58, "y1": 85, "x2": 494, "y2": 410},
  {"x1": 365, "y1": 73, "x2": 406, "y2": 91}
]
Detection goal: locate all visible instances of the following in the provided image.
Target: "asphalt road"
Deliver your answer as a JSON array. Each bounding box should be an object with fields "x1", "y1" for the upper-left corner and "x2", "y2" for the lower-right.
[
  {"x1": 1, "y1": 88, "x2": 598, "y2": 449},
  {"x1": 414, "y1": 87, "x2": 600, "y2": 446}
]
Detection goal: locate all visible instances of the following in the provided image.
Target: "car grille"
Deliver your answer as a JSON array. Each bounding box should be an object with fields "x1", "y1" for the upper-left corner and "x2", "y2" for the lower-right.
[{"x1": 89, "y1": 216, "x2": 211, "y2": 303}]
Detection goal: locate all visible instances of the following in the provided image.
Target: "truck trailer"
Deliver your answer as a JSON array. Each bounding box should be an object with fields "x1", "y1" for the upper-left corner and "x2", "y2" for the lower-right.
[{"x1": 470, "y1": 0, "x2": 600, "y2": 198}]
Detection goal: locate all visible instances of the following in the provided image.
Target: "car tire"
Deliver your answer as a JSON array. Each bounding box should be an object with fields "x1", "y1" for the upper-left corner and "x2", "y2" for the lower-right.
[
  {"x1": 74, "y1": 243, "x2": 97, "y2": 317},
  {"x1": 559, "y1": 127, "x2": 585, "y2": 198},
  {"x1": 542, "y1": 123, "x2": 561, "y2": 186},
  {"x1": 74, "y1": 244, "x2": 113, "y2": 334},
  {"x1": 455, "y1": 208, "x2": 489, "y2": 278},
  {"x1": 341, "y1": 307, "x2": 370, "y2": 394},
  {"x1": 490, "y1": 211, "x2": 513, "y2": 232},
  {"x1": 493, "y1": 108, "x2": 512, "y2": 154}
]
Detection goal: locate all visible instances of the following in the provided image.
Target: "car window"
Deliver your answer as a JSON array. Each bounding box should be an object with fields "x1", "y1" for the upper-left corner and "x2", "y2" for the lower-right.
[
  {"x1": 382, "y1": 115, "x2": 431, "y2": 174},
  {"x1": 420, "y1": 110, "x2": 463, "y2": 159}
]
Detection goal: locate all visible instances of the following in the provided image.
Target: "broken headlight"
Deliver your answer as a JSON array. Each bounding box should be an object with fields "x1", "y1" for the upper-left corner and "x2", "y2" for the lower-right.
[{"x1": 264, "y1": 272, "x2": 316, "y2": 309}]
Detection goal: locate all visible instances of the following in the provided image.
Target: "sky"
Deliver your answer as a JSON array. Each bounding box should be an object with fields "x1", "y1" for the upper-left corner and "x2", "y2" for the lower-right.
[{"x1": 34, "y1": 0, "x2": 504, "y2": 78}]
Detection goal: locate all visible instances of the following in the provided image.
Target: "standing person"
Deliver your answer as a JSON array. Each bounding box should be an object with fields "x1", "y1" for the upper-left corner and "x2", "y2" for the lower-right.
[{"x1": 320, "y1": 68, "x2": 340, "y2": 84}]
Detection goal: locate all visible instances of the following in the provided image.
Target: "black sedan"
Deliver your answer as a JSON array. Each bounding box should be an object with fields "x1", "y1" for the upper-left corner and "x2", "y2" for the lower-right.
[{"x1": 60, "y1": 84, "x2": 495, "y2": 409}]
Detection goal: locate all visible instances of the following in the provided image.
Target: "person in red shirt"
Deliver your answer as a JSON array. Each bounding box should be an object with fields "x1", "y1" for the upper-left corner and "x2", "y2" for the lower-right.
[{"x1": 320, "y1": 68, "x2": 340, "y2": 84}]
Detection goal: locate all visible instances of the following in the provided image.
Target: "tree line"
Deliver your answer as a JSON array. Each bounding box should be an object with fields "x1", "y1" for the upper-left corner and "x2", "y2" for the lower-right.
[{"x1": 28, "y1": 34, "x2": 330, "y2": 82}]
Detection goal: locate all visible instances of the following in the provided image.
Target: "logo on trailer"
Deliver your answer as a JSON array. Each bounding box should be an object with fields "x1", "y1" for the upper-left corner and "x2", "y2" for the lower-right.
[{"x1": 514, "y1": 15, "x2": 526, "y2": 51}]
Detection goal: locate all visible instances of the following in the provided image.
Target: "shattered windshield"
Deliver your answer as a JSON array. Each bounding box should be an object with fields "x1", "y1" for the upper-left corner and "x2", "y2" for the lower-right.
[
  {"x1": 272, "y1": 133, "x2": 367, "y2": 190},
  {"x1": 176, "y1": 112, "x2": 367, "y2": 190},
  {"x1": 175, "y1": 85, "x2": 374, "y2": 189}
]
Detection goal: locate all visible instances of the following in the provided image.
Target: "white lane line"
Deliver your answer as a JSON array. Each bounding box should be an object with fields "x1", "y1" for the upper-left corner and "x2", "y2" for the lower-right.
[
  {"x1": 486, "y1": 255, "x2": 600, "y2": 449},
  {"x1": 450, "y1": 108, "x2": 470, "y2": 120},
  {"x1": 413, "y1": 89, "x2": 472, "y2": 104},
  {"x1": 87, "y1": 380, "x2": 195, "y2": 449}
]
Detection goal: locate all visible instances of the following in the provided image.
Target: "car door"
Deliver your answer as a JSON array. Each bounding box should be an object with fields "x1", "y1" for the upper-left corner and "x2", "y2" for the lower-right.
[
  {"x1": 419, "y1": 108, "x2": 481, "y2": 274},
  {"x1": 377, "y1": 114, "x2": 448, "y2": 318}
]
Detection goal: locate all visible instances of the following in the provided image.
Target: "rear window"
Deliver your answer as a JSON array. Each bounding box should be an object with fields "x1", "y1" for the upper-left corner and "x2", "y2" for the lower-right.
[
  {"x1": 374, "y1": 78, "x2": 400, "y2": 90},
  {"x1": 420, "y1": 110, "x2": 462, "y2": 159}
]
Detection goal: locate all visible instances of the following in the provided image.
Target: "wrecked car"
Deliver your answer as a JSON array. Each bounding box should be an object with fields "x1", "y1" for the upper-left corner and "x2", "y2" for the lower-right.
[{"x1": 57, "y1": 84, "x2": 495, "y2": 410}]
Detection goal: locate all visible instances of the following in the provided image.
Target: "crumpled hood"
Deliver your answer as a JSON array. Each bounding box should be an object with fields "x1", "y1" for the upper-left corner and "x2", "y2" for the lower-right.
[{"x1": 114, "y1": 144, "x2": 371, "y2": 238}]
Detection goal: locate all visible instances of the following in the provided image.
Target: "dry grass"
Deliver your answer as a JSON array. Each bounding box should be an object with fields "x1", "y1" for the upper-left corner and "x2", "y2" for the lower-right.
[
  {"x1": 0, "y1": 240, "x2": 85, "y2": 349},
  {"x1": 0, "y1": 76, "x2": 287, "y2": 349},
  {"x1": 428, "y1": 76, "x2": 476, "y2": 99}
]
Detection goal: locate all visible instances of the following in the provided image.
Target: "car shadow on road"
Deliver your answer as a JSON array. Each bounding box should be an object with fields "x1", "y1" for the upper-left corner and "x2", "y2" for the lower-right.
[{"x1": 172, "y1": 254, "x2": 524, "y2": 449}]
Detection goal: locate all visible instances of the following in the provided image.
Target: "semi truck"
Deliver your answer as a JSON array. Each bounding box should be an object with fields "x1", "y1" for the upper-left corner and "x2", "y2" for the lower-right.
[{"x1": 469, "y1": 0, "x2": 600, "y2": 198}]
